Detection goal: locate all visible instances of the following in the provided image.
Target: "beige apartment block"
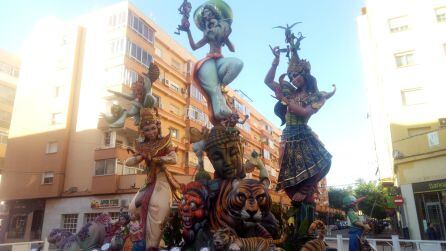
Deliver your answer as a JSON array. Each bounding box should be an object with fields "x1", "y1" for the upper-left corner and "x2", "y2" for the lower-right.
[
  {"x1": 0, "y1": 49, "x2": 20, "y2": 241},
  {"x1": 0, "y1": 2, "x2": 296, "y2": 243},
  {"x1": 358, "y1": 0, "x2": 446, "y2": 240},
  {"x1": 0, "y1": 49, "x2": 19, "y2": 177}
]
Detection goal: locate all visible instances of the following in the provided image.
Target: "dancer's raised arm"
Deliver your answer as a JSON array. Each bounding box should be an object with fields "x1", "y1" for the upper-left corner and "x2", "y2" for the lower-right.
[
  {"x1": 264, "y1": 45, "x2": 280, "y2": 91},
  {"x1": 186, "y1": 29, "x2": 208, "y2": 51}
]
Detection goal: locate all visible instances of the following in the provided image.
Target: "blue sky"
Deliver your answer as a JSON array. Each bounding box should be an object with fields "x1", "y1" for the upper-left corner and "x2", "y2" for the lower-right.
[{"x1": 0, "y1": 0, "x2": 378, "y2": 186}]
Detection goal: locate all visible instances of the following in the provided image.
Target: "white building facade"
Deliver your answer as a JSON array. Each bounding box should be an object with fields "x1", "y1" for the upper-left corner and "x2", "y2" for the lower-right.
[{"x1": 358, "y1": 0, "x2": 446, "y2": 240}]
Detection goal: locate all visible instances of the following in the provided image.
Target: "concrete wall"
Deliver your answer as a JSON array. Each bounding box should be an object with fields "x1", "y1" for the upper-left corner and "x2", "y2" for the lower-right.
[{"x1": 401, "y1": 183, "x2": 421, "y2": 239}]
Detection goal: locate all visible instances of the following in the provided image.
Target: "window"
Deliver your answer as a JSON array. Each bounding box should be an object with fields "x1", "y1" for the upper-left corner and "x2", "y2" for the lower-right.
[
  {"x1": 62, "y1": 214, "x2": 78, "y2": 234},
  {"x1": 153, "y1": 94, "x2": 161, "y2": 108},
  {"x1": 155, "y1": 47, "x2": 163, "y2": 58},
  {"x1": 170, "y1": 128, "x2": 179, "y2": 139},
  {"x1": 187, "y1": 105, "x2": 205, "y2": 122},
  {"x1": 395, "y1": 51, "x2": 414, "y2": 67},
  {"x1": 169, "y1": 82, "x2": 180, "y2": 92},
  {"x1": 268, "y1": 138, "x2": 274, "y2": 148},
  {"x1": 123, "y1": 68, "x2": 138, "y2": 86},
  {"x1": 54, "y1": 85, "x2": 63, "y2": 98},
  {"x1": 401, "y1": 88, "x2": 426, "y2": 106},
  {"x1": 126, "y1": 40, "x2": 153, "y2": 67},
  {"x1": 51, "y1": 112, "x2": 64, "y2": 125},
  {"x1": 84, "y1": 213, "x2": 101, "y2": 224},
  {"x1": 95, "y1": 159, "x2": 116, "y2": 176},
  {"x1": 186, "y1": 62, "x2": 192, "y2": 75},
  {"x1": 263, "y1": 150, "x2": 271, "y2": 160},
  {"x1": 108, "y1": 11, "x2": 127, "y2": 27},
  {"x1": 436, "y1": 7, "x2": 446, "y2": 22},
  {"x1": 190, "y1": 85, "x2": 207, "y2": 104},
  {"x1": 103, "y1": 131, "x2": 116, "y2": 148},
  {"x1": 234, "y1": 99, "x2": 247, "y2": 115},
  {"x1": 204, "y1": 114, "x2": 212, "y2": 129},
  {"x1": 109, "y1": 212, "x2": 120, "y2": 221},
  {"x1": 109, "y1": 38, "x2": 125, "y2": 56},
  {"x1": 8, "y1": 215, "x2": 27, "y2": 238},
  {"x1": 128, "y1": 11, "x2": 155, "y2": 44},
  {"x1": 388, "y1": 16, "x2": 409, "y2": 33},
  {"x1": 264, "y1": 124, "x2": 273, "y2": 134},
  {"x1": 0, "y1": 110, "x2": 11, "y2": 128},
  {"x1": 46, "y1": 142, "x2": 58, "y2": 154},
  {"x1": 243, "y1": 123, "x2": 251, "y2": 133},
  {"x1": 0, "y1": 132, "x2": 7, "y2": 145},
  {"x1": 0, "y1": 85, "x2": 15, "y2": 105},
  {"x1": 0, "y1": 61, "x2": 19, "y2": 78},
  {"x1": 116, "y1": 161, "x2": 143, "y2": 175},
  {"x1": 42, "y1": 172, "x2": 54, "y2": 184}
]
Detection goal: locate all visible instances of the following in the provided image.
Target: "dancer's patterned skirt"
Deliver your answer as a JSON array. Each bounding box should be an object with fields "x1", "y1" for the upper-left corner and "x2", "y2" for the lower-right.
[{"x1": 276, "y1": 124, "x2": 331, "y2": 195}]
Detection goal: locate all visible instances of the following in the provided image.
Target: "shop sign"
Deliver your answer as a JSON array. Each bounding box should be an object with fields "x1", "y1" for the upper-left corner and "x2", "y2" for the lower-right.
[
  {"x1": 413, "y1": 178, "x2": 446, "y2": 193},
  {"x1": 91, "y1": 199, "x2": 120, "y2": 209}
]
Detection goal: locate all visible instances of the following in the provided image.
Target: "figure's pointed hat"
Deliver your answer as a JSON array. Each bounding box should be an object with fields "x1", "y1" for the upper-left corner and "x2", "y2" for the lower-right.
[
  {"x1": 194, "y1": 0, "x2": 233, "y2": 31},
  {"x1": 287, "y1": 51, "x2": 311, "y2": 75}
]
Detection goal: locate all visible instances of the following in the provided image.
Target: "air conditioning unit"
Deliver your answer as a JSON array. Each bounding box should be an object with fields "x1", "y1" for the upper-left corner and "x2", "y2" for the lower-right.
[
  {"x1": 67, "y1": 187, "x2": 78, "y2": 193},
  {"x1": 164, "y1": 79, "x2": 170, "y2": 86},
  {"x1": 393, "y1": 149, "x2": 405, "y2": 159},
  {"x1": 439, "y1": 118, "x2": 446, "y2": 127}
]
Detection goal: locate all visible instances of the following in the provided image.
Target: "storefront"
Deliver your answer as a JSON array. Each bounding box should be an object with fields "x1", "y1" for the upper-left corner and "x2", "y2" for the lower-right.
[
  {"x1": 413, "y1": 178, "x2": 446, "y2": 240},
  {"x1": 41, "y1": 194, "x2": 134, "y2": 238},
  {"x1": 1, "y1": 199, "x2": 46, "y2": 242}
]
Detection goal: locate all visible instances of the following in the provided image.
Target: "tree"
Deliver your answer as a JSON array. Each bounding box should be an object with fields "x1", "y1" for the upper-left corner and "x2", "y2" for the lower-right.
[
  {"x1": 353, "y1": 180, "x2": 392, "y2": 220},
  {"x1": 328, "y1": 187, "x2": 351, "y2": 209}
]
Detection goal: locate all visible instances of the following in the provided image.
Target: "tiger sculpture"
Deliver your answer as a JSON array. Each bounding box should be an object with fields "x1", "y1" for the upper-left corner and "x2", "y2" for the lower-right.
[
  {"x1": 359, "y1": 235, "x2": 375, "y2": 251},
  {"x1": 300, "y1": 220, "x2": 328, "y2": 251},
  {"x1": 213, "y1": 227, "x2": 286, "y2": 251},
  {"x1": 210, "y1": 178, "x2": 279, "y2": 238}
]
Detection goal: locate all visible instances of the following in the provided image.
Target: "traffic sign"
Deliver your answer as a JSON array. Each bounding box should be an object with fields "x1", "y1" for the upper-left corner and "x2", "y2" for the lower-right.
[{"x1": 394, "y1": 195, "x2": 404, "y2": 206}]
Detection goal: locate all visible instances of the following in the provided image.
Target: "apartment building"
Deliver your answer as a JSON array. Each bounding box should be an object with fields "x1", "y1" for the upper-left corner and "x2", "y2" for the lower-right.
[
  {"x1": 358, "y1": 0, "x2": 446, "y2": 240},
  {"x1": 0, "y1": 49, "x2": 19, "y2": 180},
  {"x1": 0, "y1": 49, "x2": 20, "y2": 241},
  {"x1": 0, "y1": 2, "x2": 291, "y2": 243}
]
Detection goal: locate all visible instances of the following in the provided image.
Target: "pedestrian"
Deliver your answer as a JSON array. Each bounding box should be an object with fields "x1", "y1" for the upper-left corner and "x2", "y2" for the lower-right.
[
  {"x1": 343, "y1": 195, "x2": 371, "y2": 251},
  {"x1": 426, "y1": 222, "x2": 440, "y2": 240}
]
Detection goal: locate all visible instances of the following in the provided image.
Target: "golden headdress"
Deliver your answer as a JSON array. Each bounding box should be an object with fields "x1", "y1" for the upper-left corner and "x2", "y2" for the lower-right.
[
  {"x1": 204, "y1": 125, "x2": 242, "y2": 151},
  {"x1": 287, "y1": 52, "x2": 311, "y2": 75},
  {"x1": 139, "y1": 107, "x2": 160, "y2": 128}
]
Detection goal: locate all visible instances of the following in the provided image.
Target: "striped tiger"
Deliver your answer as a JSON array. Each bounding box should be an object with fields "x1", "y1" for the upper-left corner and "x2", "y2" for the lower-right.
[
  {"x1": 213, "y1": 227, "x2": 286, "y2": 251},
  {"x1": 300, "y1": 220, "x2": 328, "y2": 251},
  {"x1": 210, "y1": 178, "x2": 274, "y2": 238}
]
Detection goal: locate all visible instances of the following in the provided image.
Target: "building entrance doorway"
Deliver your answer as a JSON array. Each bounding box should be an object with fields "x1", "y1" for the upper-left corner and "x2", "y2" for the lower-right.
[{"x1": 425, "y1": 202, "x2": 446, "y2": 240}]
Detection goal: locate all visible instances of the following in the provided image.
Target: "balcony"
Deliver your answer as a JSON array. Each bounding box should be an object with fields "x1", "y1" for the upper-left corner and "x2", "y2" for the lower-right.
[
  {"x1": 118, "y1": 174, "x2": 146, "y2": 190},
  {"x1": 91, "y1": 174, "x2": 119, "y2": 194},
  {"x1": 94, "y1": 144, "x2": 133, "y2": 161},
  {"x1": 117, "y1": 173, "x2": 194, "y2": 191}
]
